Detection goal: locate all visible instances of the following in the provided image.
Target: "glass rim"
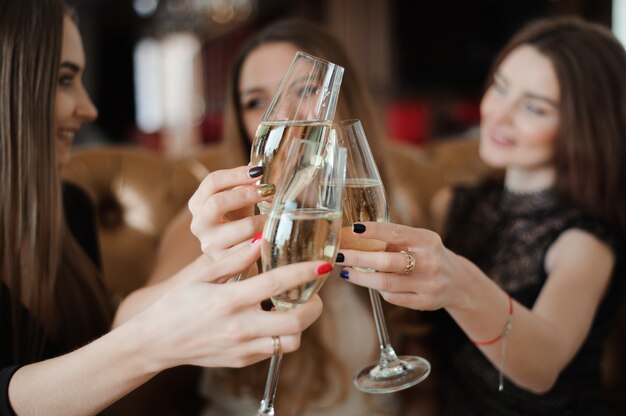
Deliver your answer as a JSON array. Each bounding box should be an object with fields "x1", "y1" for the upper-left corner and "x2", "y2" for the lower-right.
[
  {"x1": 294, "y1": 50, "x2": 345, "y2": 71},
  {"x1": 335, "y1": 118, "x2": 361, "y2": 129}
]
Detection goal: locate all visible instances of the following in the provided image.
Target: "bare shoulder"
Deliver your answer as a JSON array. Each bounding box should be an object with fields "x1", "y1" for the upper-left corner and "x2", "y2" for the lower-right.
[
  {"x1": 544, "y1": 228, "x2": 615, "y2": 301},
  {"x1": 429, "y1": 186, "x2": 453, "y2": 233}
]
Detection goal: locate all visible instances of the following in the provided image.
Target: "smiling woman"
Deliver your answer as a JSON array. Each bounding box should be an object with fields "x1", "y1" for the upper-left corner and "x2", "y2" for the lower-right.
[
  {"x1": 479, "y1": 45, "x2": 560, "y2": 188},
  {"x1": 335, "y1": 16, "x2": 626, "y2": 415}
]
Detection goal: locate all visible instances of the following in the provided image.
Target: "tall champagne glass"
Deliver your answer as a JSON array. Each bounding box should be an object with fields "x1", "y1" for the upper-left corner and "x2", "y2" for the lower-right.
[
  {"x1": 250, "y1": 51, "x2": 344, "y2": 214},
  {"x1": 255, "y1": 138, "x2": 347, "y2": 415},
  {"x1": 335, "y1": 119, "x2": 431, "y2": 393}
]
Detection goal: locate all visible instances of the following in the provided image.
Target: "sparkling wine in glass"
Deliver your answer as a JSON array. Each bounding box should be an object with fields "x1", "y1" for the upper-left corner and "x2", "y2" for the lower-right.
[
  {"x1": 250, "y1": 51, "x2": 344, "y2": 214},
  {"x1": 335, "y1": 119, "x2": 431, "y2": 394},
  {"x1": 255, "y1": 138, "x2": 347, "y2": 415}
]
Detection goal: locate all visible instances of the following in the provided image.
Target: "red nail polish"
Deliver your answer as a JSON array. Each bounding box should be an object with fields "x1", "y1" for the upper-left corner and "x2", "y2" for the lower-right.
[
  {"x1": 251, "y1": 231, "x2": 263, "y2": 244},
  {"x1": 316, "y1": 263, "x2": 333, "y2": 275}
]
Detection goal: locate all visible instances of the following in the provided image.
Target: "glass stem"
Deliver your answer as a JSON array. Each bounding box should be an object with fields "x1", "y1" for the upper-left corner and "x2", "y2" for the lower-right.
[
  {"x1": 256, "y1": 352, "x2": 284, "y2": 416},
  {"x1": 369, "y1": 288, "x2": 401, "y2": 368}
]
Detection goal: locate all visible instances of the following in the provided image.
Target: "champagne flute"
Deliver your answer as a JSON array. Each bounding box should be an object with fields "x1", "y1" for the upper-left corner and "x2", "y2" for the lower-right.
[
  {"x1": 250, "y1": 51, "x2": 344, "y2": 214},
  {"x1": 335, "y1": 119, "x2": 431, "y2": 393},
  {"x1": 255, "y1": 138, "x2": 347, "y2": 415}
]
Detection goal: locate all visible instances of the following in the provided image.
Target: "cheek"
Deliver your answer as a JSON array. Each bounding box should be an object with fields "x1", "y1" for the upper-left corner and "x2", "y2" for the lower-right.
[
  {"x1": 519, "y1": 118, "x2": 558, "y2": 148},
  {"x1": 54, "y1": 91, "x2": 72, "y2": 126},
  {"x1": 518, "y1": 120, "x2": 559, "y2": 161}
]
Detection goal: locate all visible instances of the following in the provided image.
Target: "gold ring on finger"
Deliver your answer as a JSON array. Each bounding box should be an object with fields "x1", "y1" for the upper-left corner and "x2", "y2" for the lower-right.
[{"x1": 400, "y1": 250, "x2": 416, "y2": 274}]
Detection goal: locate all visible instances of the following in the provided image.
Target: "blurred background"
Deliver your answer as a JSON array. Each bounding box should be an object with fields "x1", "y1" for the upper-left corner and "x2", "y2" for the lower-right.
[{"x1": 68, "y1": 0, "x2": 625, "y2": 156}]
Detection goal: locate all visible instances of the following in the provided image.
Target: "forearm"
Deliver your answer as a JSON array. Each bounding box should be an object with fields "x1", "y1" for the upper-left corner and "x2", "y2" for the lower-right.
[
  {"x1": 447, "y1": 255, "x2": 567, "y2": 393},
  {"x1": 8, "y1": 321, "x2": 161, "y2": 415}
]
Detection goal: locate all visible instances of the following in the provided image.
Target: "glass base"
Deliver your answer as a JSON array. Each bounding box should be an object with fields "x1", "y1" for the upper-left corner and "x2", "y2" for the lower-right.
[{"x1": 353, "y1": 355, "x2": 431, "y2": 394}]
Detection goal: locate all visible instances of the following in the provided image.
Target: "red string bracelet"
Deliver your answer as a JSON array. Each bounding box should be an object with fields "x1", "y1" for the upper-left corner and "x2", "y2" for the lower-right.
[{"x1": 470, "y1": 293, "x2": 513, "y2": 346}]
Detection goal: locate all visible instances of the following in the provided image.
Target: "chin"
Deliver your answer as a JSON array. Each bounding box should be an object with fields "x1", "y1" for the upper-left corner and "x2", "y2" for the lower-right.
[
  {"x1": 55, "y1": 148, "x2": 71, "y2": 169},
  {"x1": 478, "y1": 137, "x2": 509, "y2": 169}
]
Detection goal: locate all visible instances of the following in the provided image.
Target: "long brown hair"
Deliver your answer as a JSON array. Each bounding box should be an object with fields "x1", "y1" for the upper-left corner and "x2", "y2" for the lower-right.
[
  {"x1": 486, "y1": 17, "x2": 626, "y2": 235},
  {"x1": 215, "y1": 19, "x2": 427, "y2": 413},
  {"x1": 0, "y1": 0, "x2": 112, "y2": 363}
]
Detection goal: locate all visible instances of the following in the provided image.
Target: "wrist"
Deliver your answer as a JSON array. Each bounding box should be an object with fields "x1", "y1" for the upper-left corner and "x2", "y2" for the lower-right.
[
  {"x1": 116, "y1": 316, "x2": 166, "y2": 376},
  {"x1": 448, "y1": 252, "x2": 482, "y2": 313}
]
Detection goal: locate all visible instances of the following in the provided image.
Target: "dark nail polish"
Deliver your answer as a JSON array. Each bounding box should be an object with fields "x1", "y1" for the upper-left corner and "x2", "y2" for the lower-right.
[
  {"x1": 336, "y1": 253, "x2": 345, "y2": 263},
  {"x1": 248, "y1": 166, "x2": 264, "y2": 178},
  {"x1": 260, "y1": 299, "x2": 273, "y2": 311},
  {"x1": 340, "y1": 269, "x2": 350, "y2": 279},
  {"x1": 353, "y1": 223, "x2": 366, "y2": 234}
]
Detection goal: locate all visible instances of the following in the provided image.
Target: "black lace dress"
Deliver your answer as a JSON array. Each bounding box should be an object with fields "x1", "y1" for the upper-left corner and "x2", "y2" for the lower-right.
[{"x1": 432, "y1": 182, "x2": 625, "y2": 415}]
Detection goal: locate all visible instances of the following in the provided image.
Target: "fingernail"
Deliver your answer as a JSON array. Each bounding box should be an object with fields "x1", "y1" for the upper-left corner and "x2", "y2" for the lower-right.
[
  {"x1": 248, "y1": 166, "x2": 264, "y2": 178},
  {"x1": 251, "y1": 231, "x2": 263, "y2": 244},
  {"x1": 353, "y1": 223, "x2": 366, "y2": 234},
  {"x1": 340, "y1": 269, "x2": 349, "y2": 279},
  {"x1": 336, "y1": 253, "x2": 345, "y2": 263},
  {"x1": 256, "y1": 183, "x2": 276, "y2": 198},
  {"x1": 316, "y1": 263, "x2": 333, "y2": 275}
]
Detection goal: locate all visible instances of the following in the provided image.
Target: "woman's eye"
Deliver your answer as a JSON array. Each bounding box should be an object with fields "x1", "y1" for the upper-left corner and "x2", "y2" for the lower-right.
[
  {"x1": 58, "y1": 75, "x2": 73, "y2": 87},
  {"x1": 524, "y1": 101, "x2": 547, "y2": 115},
  {"x1": 526, "y1": 104, "x2": 546, "y2": 116},
  {"x1": 243, "y1": 98, "x2": 264, "y2": 110},
  {"x1": 298, "y1": 85, "x2": 318, "y2": 97},
  {"x1": 492, "y1": 80, "x2": 506, "y2": 94}
]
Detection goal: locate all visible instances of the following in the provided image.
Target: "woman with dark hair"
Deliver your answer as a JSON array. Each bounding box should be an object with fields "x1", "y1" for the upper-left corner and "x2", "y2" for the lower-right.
[
  {"x1": 337, "y1": 16, "x2": 626, "y2": 414},
  {"x1": 0, "y1": 1, "x2": 324, "y2": 414}
]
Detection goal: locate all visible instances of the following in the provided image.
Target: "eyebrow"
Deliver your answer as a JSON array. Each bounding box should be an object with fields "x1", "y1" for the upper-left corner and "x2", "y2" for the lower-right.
[
  {"x1": 60, "y1": 61, "x2": 81, "y2": 72},
  {"x1": 240, "y1": 87, "x2": 264, "y2": 97},
  {"x1": 288, "y1": 75, "x2": 315, "y2": 89},
  {"x1": 494, "y1": 71, "x2": 559, "y2": 108}
]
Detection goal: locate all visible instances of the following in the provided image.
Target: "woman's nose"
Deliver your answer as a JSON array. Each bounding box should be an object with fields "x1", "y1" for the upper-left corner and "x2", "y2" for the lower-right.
[{"x1": 77, "y1": 86, "x2": 98, "y2": 121}]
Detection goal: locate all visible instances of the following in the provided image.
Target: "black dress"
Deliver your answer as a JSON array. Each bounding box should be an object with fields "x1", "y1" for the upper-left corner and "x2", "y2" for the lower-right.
[
  {"x1": 0, "y1": 183, "x2": 111, "y2": 415},
  {"x1": 432, "y1": 182, "x2": 625, "y2": 415}
]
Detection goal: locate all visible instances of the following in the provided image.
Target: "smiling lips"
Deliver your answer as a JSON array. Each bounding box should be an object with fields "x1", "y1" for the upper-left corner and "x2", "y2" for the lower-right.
[
  {"x1": 487, "y1": 127, "x2": 515, "y2": 146},
  {"x1": 56, "y1": 128, "x2": 77, "y2": 145}
]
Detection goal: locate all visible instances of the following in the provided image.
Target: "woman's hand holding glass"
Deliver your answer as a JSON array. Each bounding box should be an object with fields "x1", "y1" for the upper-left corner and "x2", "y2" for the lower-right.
[
  {"x1": 132, "y1": 239, "x2": 324, "y2": 370},
  {"x1": 338, "y1": 222, "x2": 465, "y2": 312},
  {"x1": 188, "y1": 165, "x2": 275, "y2": 264}
]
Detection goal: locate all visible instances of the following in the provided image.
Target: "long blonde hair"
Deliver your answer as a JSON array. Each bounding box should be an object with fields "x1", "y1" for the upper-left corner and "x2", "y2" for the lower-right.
[{"x1": 0, "y1": 0, "x2": 112, "y2": 363}]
